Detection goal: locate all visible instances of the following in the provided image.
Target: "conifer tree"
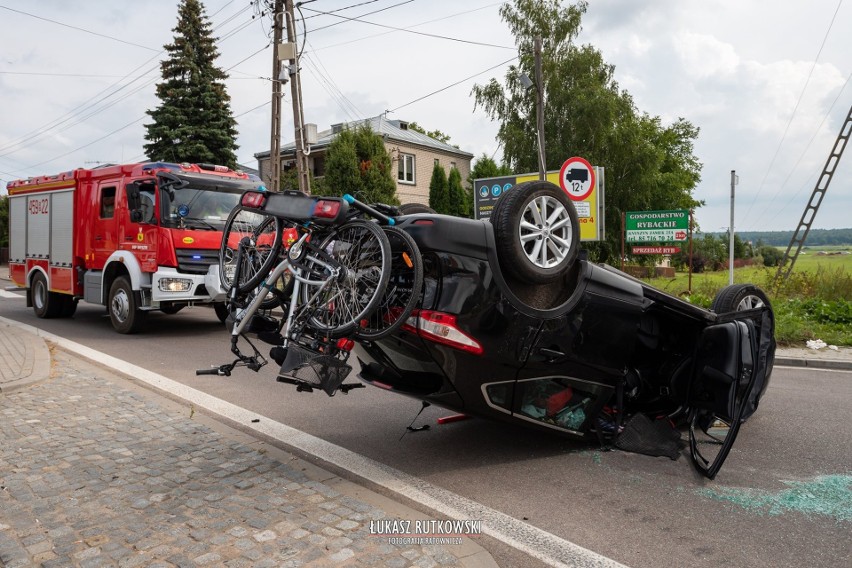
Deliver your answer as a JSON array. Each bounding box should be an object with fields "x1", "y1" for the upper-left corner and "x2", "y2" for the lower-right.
[
  {"x1": 428, "y1": 163, "x2": 449, "y2": 214},
  {"x1": 144, "y1": 0, "x2": 238, "y2": 168},
  {"x1": 447, "y1": 167, "x2": 465, "y2": 217},
  {"x1": 321, "y1": 125, "x2": 398, "y2": 205}
]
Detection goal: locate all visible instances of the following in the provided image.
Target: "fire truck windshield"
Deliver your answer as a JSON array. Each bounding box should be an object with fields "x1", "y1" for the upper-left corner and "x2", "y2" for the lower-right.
[{"x1": 158, "y1": 172, "x2": 262, "y2": 229}]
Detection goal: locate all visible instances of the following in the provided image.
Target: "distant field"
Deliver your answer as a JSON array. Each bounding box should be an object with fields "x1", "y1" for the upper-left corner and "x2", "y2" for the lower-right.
[
  {"x1": 639, "y1": 251, "x2": 851, "y2": 346},
  {"x1": 643, "y1": 249, "x2": 852, "y2": 297}
]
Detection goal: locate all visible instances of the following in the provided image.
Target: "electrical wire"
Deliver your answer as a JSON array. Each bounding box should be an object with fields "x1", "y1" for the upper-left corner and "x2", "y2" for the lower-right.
[
  {"x1": 307, "y1": 2, "x2": 502, "y2": 53},
  {"x1": 741, "y1": 0, "x2": 844, "y2": 224},
  {"x1": 386, "y1": 56, "x2": 518, "y2": 114},
  {"x1": 1, "y1": 4, "x2": 264, "y2": 170},
  {"x1": 303, "y1": 2, "x2": 513, "y2": 50},
  {"x1": 756, "y1": 71, "x2": 852, "y2": 230},
  {"x1": 308, "y1": 0, "x2": 415, "y2": 34},
  {"x1": 0, "y1": 4, "x2": 160, "y2": 52}
]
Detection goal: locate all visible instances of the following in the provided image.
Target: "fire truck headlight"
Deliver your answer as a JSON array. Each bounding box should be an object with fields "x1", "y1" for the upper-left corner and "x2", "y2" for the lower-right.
[{"x1": 159, "y1": 278, "x2": 193, "y2": 292}]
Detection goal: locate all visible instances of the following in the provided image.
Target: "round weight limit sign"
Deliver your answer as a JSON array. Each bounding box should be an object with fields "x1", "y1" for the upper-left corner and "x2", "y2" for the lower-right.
[{"x1": 559, "y1": 157, "x2": 595, "y2": 201}]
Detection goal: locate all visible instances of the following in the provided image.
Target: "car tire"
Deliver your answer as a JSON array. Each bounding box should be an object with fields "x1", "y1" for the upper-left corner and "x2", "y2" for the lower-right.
[
  {"x1": 108, "y1": 276, "x2": 147, "y2": 334},
  {"x1": 492, "y1": 180, "x2": 580, "y2": 284},
  {"x1": 31, "y1": 272, "x2": 63, "y2": 318},
  {"x1": 711, "y1": 284, "x2": 772, "y2": 315},
  {"x1": 213, "y1": 302, "x2": 230, "y2": 324},
  {"x1": 398, "y1": 203, "x2": 435, "y2": 215}
]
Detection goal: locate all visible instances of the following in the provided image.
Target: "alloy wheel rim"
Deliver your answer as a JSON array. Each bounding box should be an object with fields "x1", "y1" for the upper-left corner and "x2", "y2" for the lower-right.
[
  {"x1": 518, "y1": 195, "x2": 574, "y2": 269},
  {"x1": 737, "y1": 294, "x2": 765, "y2": 311}
]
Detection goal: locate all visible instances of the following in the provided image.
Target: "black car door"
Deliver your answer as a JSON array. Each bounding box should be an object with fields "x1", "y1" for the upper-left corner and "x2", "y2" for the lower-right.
[{"x1": 687, "y1": 310, "x2": 773, "y2": 479}]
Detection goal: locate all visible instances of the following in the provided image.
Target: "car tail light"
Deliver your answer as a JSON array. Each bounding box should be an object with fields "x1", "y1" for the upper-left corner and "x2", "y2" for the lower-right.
[
  {"x1": 336, "y1": 338, "x2": 355, "y2": 351},
  {"x1": 241, "y1": 191, "x2": 266, "y2": 208},
  {"x1": 403, "y1": 310, "x2": 483, "y2": 355},
  {"x1": 313, "y1": 199, "x2": 341, "y2": 218}
]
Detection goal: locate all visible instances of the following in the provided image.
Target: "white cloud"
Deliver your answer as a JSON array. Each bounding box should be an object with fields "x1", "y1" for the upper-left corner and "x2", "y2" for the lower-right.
[{"x1": 1, "y1": 0, "x2": 850, "y2": 233}]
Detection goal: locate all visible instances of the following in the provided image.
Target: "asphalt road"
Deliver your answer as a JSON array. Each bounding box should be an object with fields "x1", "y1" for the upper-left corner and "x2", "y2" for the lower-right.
[{"x1": 2, "y1": 294, "x2": 850, "y2": 568}]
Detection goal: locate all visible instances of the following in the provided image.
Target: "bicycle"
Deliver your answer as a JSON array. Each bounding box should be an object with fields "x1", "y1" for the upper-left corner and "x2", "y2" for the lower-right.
[{"x1": 198, "y1": 190, "x2": 399, "y2": 395}]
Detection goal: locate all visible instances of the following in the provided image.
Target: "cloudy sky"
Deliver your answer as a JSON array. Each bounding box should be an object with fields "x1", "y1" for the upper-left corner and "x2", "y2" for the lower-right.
[{"x1": 1, "y1": 0, "x2": 850, "y2": 233}]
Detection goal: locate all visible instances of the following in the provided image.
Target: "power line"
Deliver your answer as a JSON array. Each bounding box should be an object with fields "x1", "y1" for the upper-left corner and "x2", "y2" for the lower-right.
[
  {"x1": 0, "y1": 4, "x2": 160, "y2": 52},
  {"x1": 303, "y1": 2, "x2": 513, "y2": 49},
  {"x1": 755, "y1": 70, "x2": 852, "y2": 230},
  {"x1": 741, "y1": 0, "x2": 844, "y2": 223},
  {"x1": 0, "y1": 7, "x2": 263, "y2": 167},
  {"x1": 308, "y1": 2, "x2": 502, "y2": 53},
  {"x1": 307, "y1": 0, "x2": 414, "y2": 34},
  {"x1": 386, "y1": 56, "x2": 518, "y2": 114}
]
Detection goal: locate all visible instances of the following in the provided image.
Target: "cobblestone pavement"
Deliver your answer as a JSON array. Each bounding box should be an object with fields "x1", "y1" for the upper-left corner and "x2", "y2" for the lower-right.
[{"x1": 0, "y1": 350, "x2": 491, "y2": 568}]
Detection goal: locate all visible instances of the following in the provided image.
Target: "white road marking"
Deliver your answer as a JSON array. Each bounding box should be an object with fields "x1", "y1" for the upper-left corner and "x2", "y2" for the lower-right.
[
  {"x1": 1, "y1": 289, "x2": 24, "y2": 298},
  {"x1": 0, "y1": 315, "x2": 629, "y2": 568}
]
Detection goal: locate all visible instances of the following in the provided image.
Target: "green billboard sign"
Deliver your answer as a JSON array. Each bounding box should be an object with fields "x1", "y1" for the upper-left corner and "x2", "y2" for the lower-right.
[{"x1": 625, "y1": 210, "x2": 689, "y2": 243}]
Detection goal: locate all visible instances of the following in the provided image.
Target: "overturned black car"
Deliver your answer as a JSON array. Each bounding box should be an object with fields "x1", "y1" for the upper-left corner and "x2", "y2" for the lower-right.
[{"x1": 352, "y1": 180, "x2": 776, "y2": 479}]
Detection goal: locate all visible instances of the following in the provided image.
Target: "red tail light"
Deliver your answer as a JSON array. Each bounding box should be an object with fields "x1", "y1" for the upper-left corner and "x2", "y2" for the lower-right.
[
  {"x1": 336, "y1": 338, "x2": 355, "y2": 351},
  {"x1": 241, "y1": 191, "x2": 266, "y2": 208},
  {"x1": 313, "y1": 199, "x2": 341, "y2": 218},
  {"x1": 402, "y1": 310, "x2": 483, "y2": 355}
]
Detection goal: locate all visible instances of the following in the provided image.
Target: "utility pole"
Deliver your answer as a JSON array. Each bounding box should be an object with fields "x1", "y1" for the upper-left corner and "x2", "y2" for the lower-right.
[
  {"x1": 268, "y1": 0, "x2": 284, "y2": 192},
  {"x1": 729, "y1": 170, "x2": 737, "y2": 285},
  {"x1": 534, "y1": 36, "x2": 546, "y2": 180},
  {"x1": 284, "y1": 0, "x2": 310, "y2": 194}
]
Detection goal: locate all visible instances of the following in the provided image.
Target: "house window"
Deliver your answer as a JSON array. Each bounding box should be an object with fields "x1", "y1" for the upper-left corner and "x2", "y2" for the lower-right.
[
  {"x1": 434, "y1": 158, "x2": 440, "y2": 166},
  {"x1": 398, "y1": 153, "x2": 415, "y2": 184},
  {"x1": 100, "y1": 186, "x2": 116, "y2": 219}
]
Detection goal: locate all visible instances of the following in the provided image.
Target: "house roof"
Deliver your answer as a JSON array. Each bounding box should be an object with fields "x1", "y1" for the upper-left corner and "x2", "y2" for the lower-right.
[{"x1": 254, "y1": 116, "x2": 474, "y2": 159}]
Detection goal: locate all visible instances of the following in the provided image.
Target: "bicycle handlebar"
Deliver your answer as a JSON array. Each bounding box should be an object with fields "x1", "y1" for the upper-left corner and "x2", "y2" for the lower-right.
[{"x1": 343, "y1": 194, "x2": 395, "y2": 226}]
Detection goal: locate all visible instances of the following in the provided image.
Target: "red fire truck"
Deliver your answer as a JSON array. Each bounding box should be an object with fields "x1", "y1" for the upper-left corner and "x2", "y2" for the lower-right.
[{"x1": 7, "y1": 161, "x2": 263, "y2": 333}]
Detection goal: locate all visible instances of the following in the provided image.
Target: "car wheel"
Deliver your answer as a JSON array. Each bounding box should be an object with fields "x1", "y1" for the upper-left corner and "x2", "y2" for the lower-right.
[
  {"x1": 31, "y1": 272, "x2": 63, "y2": 318},
  {"x1": 213, "y1": 302, "x2": 230, "y2": 324},
  {"x1": 398, "y1": 203, "x2": 435, "y2": 215},
  {"x1": 492, "y1": 180, "x2": 580, "y2": 284},
  {"x1": 109, "y1": 276, "x2": 147, "y2": 334},
  {"x1": 711, "y1": 284, "x2": 772, "y2": 314}
]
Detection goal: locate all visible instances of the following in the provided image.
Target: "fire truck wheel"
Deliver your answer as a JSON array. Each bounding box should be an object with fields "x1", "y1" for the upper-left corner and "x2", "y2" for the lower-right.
[
  {"x1": 108, "y1": 276, "x2": 147, "y2": 334},
  {"x1": 159, "y1": 304, "x2": 184, "y2": 315},
  {"x1": 31, "y1": 272, "x2": 63, "y2": 319},
  {"x1": 60, "y1": 297, "x2": 78, "y2": 318}
]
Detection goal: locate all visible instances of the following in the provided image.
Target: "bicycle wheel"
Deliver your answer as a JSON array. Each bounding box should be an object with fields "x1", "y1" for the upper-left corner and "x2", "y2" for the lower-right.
[
  {"x1": 219, "y1": 205, "x2": 283, "y2": 294},
  {"x1": 301, "y1": 220, "x2": 391, "y2": 337},
  {"x1": 356, "y1": 226, "x2": 423, "y2": 341}
]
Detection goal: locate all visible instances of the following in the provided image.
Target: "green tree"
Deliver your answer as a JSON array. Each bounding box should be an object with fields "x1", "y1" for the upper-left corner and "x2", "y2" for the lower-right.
[
  {"x1": 447, "y1": 167, "x2": 465, "y2": 217},
  {"x1": 428, "y1": 162, "x2": 450, "y2": 214},
  {"x1": 321, "y1": 126, "x2": 398, "y2": 205},
  {"x1": 406, "y1": 122, "x2": 452, "y2": 145},
  {"x1": 144, "y1": 0, "x2": 238, "y2": 168},
  {"x1": 472, "y1": 0, "x2": 702, "y2": 263},
  {"x1": 0, "y1": 194, "x2": 8, "y2": 249}
]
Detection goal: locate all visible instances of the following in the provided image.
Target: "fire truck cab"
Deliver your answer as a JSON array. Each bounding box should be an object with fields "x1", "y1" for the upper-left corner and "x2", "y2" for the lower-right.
[{"x1": 7, "y1": 162, "x2": 262, "y2": 333}]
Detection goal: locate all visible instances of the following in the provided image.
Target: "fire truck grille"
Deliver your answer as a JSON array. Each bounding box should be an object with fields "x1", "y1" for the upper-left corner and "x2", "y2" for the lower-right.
[{"x1": 175, "y1": 248, "x2": 219, "y2": 275}]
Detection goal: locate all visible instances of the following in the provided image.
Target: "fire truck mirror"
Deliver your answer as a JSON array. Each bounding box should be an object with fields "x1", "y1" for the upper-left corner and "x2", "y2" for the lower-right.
[{"x1": 126, "y1": 182, "x2": 142, "y2": 211}]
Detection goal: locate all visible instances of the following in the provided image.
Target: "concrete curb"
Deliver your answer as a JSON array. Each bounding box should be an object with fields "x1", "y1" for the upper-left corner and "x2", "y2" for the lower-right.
[{"x1": 775, "y1": 356, "x2": 852, "y2": 371}]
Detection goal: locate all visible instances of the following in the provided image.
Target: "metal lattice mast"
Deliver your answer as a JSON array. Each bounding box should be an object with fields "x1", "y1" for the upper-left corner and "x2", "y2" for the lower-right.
[{"x1": 774, "y1": 103, "x2": 852, "y2": 285}]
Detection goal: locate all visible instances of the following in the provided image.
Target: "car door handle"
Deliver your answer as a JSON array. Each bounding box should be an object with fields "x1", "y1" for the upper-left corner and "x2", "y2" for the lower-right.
[
  {"x1": 539, "y1": 348, "x2": 565, "y2": 358},
  {"x1": 95, "y1": 236, "x2": 103, "y2": 240}
]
